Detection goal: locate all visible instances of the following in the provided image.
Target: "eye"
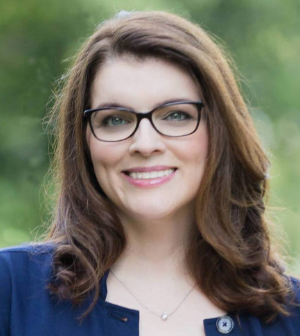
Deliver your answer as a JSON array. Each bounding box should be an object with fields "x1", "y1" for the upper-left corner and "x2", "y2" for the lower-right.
[
  {"x1": 102, "y1": 115, "x2": 131, "y2": 127},
  {"x1": 163, "y1": 111, "x2": 192, "y2": 121}
]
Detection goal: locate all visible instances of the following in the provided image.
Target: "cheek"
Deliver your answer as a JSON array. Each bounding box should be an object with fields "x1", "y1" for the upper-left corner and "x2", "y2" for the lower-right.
[
  {"x1": 87, "y1": 127, "x2": 117, "y2": 167},
  {"x1": 183, "y1": 127, "x2": 209, "y2": 198},
  {"x1": 89, "y1": 142, "x2": 121, "y2": 171},
  {"x1": 178, "y1": 125, "x2": 208, "y2": 167},
  {"x1": 87, "y1": 133, "x2": 128, "y2": 180}
]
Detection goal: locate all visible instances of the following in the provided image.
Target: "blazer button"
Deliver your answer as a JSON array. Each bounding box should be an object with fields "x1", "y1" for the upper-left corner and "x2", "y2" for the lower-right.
[{"x1": 216, "y1": 316, "x2": 234, "y2": 334}]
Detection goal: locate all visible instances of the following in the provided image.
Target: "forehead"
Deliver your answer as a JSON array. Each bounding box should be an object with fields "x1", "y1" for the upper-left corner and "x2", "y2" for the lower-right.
[{"x1": 90, "y1": 56, "x2": 202, "y2": 110}]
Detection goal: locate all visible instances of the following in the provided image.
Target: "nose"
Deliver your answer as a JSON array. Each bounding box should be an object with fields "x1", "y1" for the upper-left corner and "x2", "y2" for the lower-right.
[{"x1": 128, "y1": 119, "x2": 166, "y2": 156}]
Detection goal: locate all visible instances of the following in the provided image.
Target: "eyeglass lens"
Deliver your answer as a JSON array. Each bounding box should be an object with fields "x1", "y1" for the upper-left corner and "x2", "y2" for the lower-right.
[{"x1": 90, "y1": 103, "x2": 200, "y2": 141}]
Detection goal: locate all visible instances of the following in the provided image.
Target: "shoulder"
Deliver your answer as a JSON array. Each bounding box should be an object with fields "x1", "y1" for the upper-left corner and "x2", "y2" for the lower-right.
[
  {"x1": 283, "y1": 274, "x2": 300, "y2": 310},
  {"x1": 0, "y1": 242, "x2": 55, "y2": 288},
  {"x1": 0, "y1": 243, "x2": 56, "y2": 286},
  {"x1": 0, "y1": 242, "x2": 55, "y2": 255},
  {"x1": 275, "y1": 274, "x2": 300, "y2": 333},
  {"x1": 0, "y1": 243, "x2": 56, "y2": 335},
  {"x1": 0, "y1": 243, "x2": 56, "y2": 294},
  {"x1": 0, "y1": 242, "x2": 55, "y2": 273},
  {"x1": 288, "y1": 274, "x2": 300, "y2": 311},
  {"x1": 226, "y1": 275, "x2": 300, "y2": 335},
  {"x1": 289, "y1": 275, "x2": 300, "y2": 292}
]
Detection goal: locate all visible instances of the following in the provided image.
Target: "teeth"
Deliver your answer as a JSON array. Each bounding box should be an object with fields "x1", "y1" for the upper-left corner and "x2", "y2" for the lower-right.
[{"x1": 129, "y1": 169, "x2": 175, "y2": 179}]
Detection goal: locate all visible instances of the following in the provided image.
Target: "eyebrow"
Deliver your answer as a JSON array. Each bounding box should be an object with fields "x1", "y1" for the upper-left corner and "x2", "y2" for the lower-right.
[{"x1": 93, "y1": 98, "x2": 196, "y2": 111}]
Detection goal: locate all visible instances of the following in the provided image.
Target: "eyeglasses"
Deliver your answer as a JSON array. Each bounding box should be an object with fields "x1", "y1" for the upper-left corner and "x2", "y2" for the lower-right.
[{"x1": 83, "y1": 100, "x2": 204, "y2": 142}]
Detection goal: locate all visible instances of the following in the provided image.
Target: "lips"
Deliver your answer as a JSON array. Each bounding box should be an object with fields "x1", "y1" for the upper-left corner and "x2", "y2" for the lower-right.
[
  {"x1": 122, "y1": 166, "x2": 178, "y2": 185},
  {"x1": 123, "y1": 166, "x2": 177, "y2": 173},
  {"x1": 121, "y1": 166, "x2": 177, "y2": 187},
  {"x1": 128, "y1": 169, "x2": 176, "y2": 180},
  {"x1": 123, "y1": 166, "x2": 177, "y2": 179}
]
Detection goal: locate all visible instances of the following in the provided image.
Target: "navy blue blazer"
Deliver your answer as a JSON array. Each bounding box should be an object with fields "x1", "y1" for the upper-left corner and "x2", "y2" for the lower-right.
[{"x1": 0, "y1": 244, "x2": 300, "y2": 336}]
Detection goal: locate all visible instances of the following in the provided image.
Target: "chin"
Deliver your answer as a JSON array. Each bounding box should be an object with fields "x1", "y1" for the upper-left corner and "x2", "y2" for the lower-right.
[{"x1": 121, "y1": 202, "x2": 185, "y2": 222}]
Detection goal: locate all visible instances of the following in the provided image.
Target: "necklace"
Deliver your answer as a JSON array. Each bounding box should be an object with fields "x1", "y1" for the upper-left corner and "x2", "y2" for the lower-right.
[{"x1": 109, "y1": 269, "x2": 196, "y2": 321}]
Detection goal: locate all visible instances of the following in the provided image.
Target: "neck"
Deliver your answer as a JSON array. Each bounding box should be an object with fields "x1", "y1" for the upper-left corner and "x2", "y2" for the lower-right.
[{"x1": 112, "y1": 205, "x2": 195, "y2": 279}]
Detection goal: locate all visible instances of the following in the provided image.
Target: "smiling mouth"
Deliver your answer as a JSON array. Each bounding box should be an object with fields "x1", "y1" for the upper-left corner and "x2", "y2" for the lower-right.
[{"x1": 123, "y1": 168, "x2": 177, "y2": 180}]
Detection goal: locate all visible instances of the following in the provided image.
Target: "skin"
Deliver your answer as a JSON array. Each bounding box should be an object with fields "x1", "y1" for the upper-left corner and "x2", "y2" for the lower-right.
[
  {"x1": 87, "y1": 56, "x2": 208, "y2": 261},
  {"x1": 86, "y1": 57, "x2": 224, "y2": 334}
]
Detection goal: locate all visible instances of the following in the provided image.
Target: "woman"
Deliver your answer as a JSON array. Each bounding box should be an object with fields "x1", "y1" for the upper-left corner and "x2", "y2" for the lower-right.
[{"x1": 0, "y1": 10, "x2": 299, "y2": 336}]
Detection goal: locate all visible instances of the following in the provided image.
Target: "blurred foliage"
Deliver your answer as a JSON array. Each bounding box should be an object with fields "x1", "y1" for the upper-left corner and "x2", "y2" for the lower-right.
[{"x1": 0, "y1": 0, "x2": 299, "y2": 274}]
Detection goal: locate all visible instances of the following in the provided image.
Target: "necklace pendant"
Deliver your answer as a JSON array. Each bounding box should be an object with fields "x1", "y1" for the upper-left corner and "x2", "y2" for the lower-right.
[{"x1": 161, "y1": 314, "x2": 168, "y2": 321}]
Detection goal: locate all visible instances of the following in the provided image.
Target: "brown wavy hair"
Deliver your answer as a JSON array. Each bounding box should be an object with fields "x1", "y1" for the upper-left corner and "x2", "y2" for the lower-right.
[{"x1": 45, "y1": 10, "x2": 297, "y2": 322}]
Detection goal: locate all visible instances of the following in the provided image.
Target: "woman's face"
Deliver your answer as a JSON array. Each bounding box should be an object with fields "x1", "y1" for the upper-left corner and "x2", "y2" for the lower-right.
[{"x1": 86, "y1": 56, "x2": 208, "y2": 222}]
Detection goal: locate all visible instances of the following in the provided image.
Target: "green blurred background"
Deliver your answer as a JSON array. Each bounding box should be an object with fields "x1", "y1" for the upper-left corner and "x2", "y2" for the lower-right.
[{"x1": 0, "y1": 0, "x2": 299, "y2": 274}]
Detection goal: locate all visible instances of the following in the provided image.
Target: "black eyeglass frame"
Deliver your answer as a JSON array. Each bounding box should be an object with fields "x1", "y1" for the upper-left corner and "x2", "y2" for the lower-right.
[{"x1": 83, "y1": 100, "x2": 205, "y2": 142}]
